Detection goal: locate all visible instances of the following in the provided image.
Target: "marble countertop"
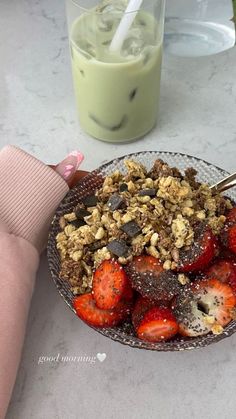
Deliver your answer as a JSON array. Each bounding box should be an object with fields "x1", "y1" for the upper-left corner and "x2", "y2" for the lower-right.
[{"x1": 1, "y1": 1, "x2": 236, "y2": 418}]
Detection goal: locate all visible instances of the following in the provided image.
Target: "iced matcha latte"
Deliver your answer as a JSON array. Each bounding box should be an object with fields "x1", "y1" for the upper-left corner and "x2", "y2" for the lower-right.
[{"x1": 69, "y1": 0, "x2": 164, "y2": 142}]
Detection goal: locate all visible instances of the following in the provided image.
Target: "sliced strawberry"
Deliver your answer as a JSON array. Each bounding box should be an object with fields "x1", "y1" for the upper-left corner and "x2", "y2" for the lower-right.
[
  {"x1": 173, "y1": 278, "x2": 236, "y2": 337},
  {"x1": 178, "y1": 223, "x2": 218, "y2": 273},
  {"x1": 129, "y1": 255, "x2": 163, "y2": 275},
  {"x1": 73, "y1": 293, "x2": 132, "y2": 328},
  {"x1": 193, "y1": 279, "x2": 236, "y2": 326},
  {"x1": 92, "y1": 259, "x2": 133, "y2": 310},
  {"x1": 206, "y1": 259, "x2": 236, "y2": 294},
  {"x1": 137, "y1": 307, "x2": 179, "y2": 343},
  {"x1": 221, "y1": 224, "x2": 236, "y2": 255},
  {"x1": 126, "y1": 255, "x2": 181, "y2": 302},
  {"x1": 132, "y1": 296, "x2": 156, "y2": 330}
]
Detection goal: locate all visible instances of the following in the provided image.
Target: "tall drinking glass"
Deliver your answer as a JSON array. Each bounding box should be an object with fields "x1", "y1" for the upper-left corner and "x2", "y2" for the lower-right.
[{"x1": 66, "y1": 0, "x2": 165, "y2": 142}]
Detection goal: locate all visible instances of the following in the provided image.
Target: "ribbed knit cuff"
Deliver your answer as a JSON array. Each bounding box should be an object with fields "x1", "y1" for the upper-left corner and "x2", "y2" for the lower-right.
[
  {"x1": 0, "y1": 146, "x2": 69, "y2": 251},
  {"x1": 0, "y1": 219, "x2": 9, "y2": 233}
]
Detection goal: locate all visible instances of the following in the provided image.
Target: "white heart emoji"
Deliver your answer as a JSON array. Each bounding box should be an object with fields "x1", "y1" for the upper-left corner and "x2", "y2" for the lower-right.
[{"x1": 96, "y1": 353, "x2": 107, "y2": 363}]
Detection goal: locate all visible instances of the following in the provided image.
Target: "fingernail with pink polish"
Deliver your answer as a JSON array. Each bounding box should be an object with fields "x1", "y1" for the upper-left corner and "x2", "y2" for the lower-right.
[{"x1": 56, "y1": 151, "x2": 84, "y2": 181}]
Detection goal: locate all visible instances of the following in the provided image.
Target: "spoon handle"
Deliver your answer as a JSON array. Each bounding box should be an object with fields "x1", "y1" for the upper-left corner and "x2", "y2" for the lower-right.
[{"x1": 210, "y1": 172, "x2": 236, "y2": 194}]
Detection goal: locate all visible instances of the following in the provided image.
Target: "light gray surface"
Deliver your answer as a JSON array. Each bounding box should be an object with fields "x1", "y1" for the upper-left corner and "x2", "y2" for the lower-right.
[{"x1": 1, "y1": 1, "x2": 236, "y2": 418}]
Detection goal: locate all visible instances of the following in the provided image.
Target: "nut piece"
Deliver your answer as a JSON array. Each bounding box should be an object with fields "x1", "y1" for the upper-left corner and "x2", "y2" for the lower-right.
[
  {"x1": 122, "y1": 213, "x2": 134, "y2": 223},
  {"x1": 56, "y1": 232, "x2": 67, "y2": 243},
  {"x1": 59, "y1": 216, "x2": 67, "y2": 230},
  {"x1": 95, "y1": 227, "x2": 105, "y2": 240},
  {"x1": 157, "y1": 176, "x2": 191, "y2": 204},
  {"x1": 64, "y1": 224, "x2": 76, "y2": 237},
  {"x1": 182, "y1": 207, "x2": 194, "y2": 217},
  {"x1": 177, "y1": 274, "x2": 189, "y2": 285},
  {"x1": 150, "y1": 232, "x2": 159, "y2": 247},
  {"x1": 137, "y1": 195, "x2": 151, "y2": 203},
  {"x1": 196, "y1": 210, "x2": 206, "y2": 220},
  {"x1": 64, "y1": 212, "x2": 77, "y2": 222},
  {"x1": 163, "y1": 260, "x2": 171, "y2": 270},
  {"x1": 171, "y1": 214, "x2": 193, "y2": 249},
  {"x1": 93, "y1": 247, "x2": 111, "y2": 267},
  {"x1": 72, "y1": 250, "x2": 83, "y2": 262},
  {"x1": 211, "y1": 324, "x2": 224, "y2": 335},
  {"x1": 124, "y1": 159, "x2": 147, "y2": 178},
  {"x1": 204, "y1": 198, "x2": 216, "y2": 214},
  {"x1": 127, "y1": 180, "x2": 136, "y2": 193},
  {"x1": 147, "y1": 246, "x2": 160, "y2": 259},
  {"x1": 171, "y1": 248, "x2": 179, "y2": 263}
]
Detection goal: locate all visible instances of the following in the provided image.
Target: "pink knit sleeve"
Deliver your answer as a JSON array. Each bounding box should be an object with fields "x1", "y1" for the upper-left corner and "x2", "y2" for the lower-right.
[
  {"x1": 0, "y1": 145, "x2": 69, "y2": 251},
  {"x1": 0, "y1": 223, "x2": 39, "y2": 418},
  {"x1": 0, "y1": 146, "x2": 69, "y2": 418}
]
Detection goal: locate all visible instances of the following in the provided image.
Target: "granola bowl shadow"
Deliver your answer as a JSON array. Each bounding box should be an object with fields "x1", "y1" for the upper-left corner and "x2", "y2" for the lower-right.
[{"x1": 47, "y1": 151, "x2": 236, "y2": 351}]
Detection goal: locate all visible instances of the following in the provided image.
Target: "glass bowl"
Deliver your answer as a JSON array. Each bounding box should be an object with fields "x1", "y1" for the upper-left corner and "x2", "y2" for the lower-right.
[{"x1": 47, "y1": 151, "x2": 236, "y2": 351}]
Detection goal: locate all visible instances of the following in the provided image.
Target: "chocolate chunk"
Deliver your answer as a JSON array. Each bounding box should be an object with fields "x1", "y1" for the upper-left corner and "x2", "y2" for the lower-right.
[
  {"x1": 107, "y1": 240, "x2": 129, "y2": 257},
  {"x1": 107, "y1": 194, "x2": 125, "y2": 211},
  {"x1": 75, "y1": 208, "x2": 91, "y2": 219},
  {"x1": 120, "y1": 220, "x2": 141, "y2": 237},
  {"x1": 138, "y1": 188, "x2": 156, "y2": 197},
  {"x1": 70, "y1": 219, "x2": 86, "y2": 228},
  {"x1": 82, "y1": 195, "x2": 98, "y2": 207},
  {"x1": 88, "y1": 241, "x2": 105, "y2": 251},
  {"x1": 119, "y1": 183, "x2": 128, "y2": 192}
]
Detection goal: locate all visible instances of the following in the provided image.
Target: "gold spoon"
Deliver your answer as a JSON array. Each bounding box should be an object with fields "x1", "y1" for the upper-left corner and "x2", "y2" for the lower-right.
[{"x1": 210, "y1": 172, "x2": 236, "y2": 194}]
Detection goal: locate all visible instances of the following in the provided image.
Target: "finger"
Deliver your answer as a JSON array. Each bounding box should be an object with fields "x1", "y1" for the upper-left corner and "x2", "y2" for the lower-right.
[
  {"x1": 49, "y1": 165, "x2": 89, "y2": 188},
  {"x1": 53, "y1": 151, "x2": 84, "y2": 184}
]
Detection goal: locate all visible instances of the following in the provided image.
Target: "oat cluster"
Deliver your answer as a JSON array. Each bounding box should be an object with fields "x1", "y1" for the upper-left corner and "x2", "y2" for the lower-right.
[{"x1": 56, "y1": 159, "x2": 232, "y2": 295}]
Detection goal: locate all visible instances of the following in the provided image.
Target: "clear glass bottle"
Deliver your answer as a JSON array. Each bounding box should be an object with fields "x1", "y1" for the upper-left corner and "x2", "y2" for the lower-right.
[{"x1": 164, "y1": 0, "x2": 235, "y2": 57}]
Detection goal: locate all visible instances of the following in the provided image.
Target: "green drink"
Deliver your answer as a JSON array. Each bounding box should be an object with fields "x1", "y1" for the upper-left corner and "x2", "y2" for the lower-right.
[{"x1": 68, "y1": 0, "x2": 165, "y2": 142}]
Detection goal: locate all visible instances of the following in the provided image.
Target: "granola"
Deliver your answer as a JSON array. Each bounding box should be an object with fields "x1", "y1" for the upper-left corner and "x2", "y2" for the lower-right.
[{"x1": 56, "y1": 158, "x2": 232, "y2": 295}]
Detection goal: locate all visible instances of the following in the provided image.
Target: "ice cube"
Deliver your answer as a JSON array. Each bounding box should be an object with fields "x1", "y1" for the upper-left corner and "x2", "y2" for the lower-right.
[
  {"x1": 78, "y1": 39, "x2": 96, "y2": 59},
  {"x1": 96, "y1": 0, "x2": 128, "y2": 13},
  {"x1": 96, "y1": 0, "x2": 128, "y2": 32},
  {"x1": 97, "y1": 11, "x2": 113, "y2": 32},
  {"x1": 121, "y1": 28, "x2": 145, "y2": 57}
]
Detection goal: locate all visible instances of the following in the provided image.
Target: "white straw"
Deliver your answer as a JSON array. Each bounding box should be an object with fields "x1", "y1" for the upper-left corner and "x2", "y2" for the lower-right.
[{"x1": 109, "y1": 0, "x2": 143, "y2": 53}]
